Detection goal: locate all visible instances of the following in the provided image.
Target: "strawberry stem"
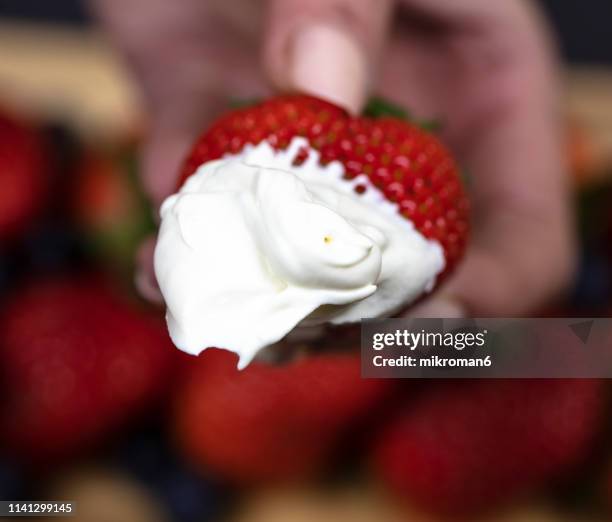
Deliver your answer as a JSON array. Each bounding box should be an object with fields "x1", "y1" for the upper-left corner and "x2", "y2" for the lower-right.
[
  {"x1": 364, "y1": 96, "x2": 443, "y2": 134},
  {"x1": 363, "y1": 96, "x2": 411, "y2": 120}
]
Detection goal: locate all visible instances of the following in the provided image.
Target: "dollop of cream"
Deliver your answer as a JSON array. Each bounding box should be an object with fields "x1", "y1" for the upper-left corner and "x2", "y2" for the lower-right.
[{"x1": 155, "y1": 138, "x2": 444, "y2": 368}]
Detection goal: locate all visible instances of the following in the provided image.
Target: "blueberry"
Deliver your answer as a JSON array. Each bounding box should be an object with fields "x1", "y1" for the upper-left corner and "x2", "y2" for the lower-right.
[
  {"x1": 155, "y1": 468, "x2": 226, "y2": 522},
  {"x1": 116, "y1": 427, "x2": 231, "y2": 522},
  {"x1": 0, "y1": 461, "x2": 26, "y2": 501},
  {"x1": 571, "y1": 250, "x2": 612, "y2": 312},
  {"x1": 23, "y1": 222, "x2": 88, "y2": 271}
]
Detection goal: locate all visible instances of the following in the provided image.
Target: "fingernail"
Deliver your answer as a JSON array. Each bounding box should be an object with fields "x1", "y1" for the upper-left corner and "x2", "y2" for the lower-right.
[
  {"x1": 409, "y1": 296, "x2": 467, "y2": 319},
  {"x1": 290, "y1": 24, "x2": 367, "y2": 114}
]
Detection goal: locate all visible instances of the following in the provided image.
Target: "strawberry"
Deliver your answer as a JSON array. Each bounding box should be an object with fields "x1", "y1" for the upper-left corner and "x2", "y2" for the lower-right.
[
  {"x1": 179, "y1": 94, "x2": 469, "y2": 275},
  {"x1": 567, "y1": 120, "x2": 599, "y2": 188},
  {"x1": 72, "y1": 148, "x2": 154, "y2": 270},
  {"x1": 0, "y1": 275, "x2": 177, "y2": 464},
  {"x1": 173, "y1": 348, "x2": 393, "y2": 484},
  {"x1": 0, "y1": 110, "x2": 47, "y2": 241},
  {"x1": 372, "y1": 379, "x2": 604, "y2": 517},
  {"x1": 74, "y1": 151, "x2": 139, "y2": 238}
]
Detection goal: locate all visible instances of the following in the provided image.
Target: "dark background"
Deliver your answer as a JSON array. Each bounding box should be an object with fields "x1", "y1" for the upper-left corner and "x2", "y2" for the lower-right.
[{"x1": 0, "y1": 0, "x2": 611, "y2": 64}]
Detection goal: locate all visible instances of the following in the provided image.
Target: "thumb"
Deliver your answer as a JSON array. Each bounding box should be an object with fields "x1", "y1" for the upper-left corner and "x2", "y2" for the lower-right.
[{"x1": 262, "y1": 0, "x2": 393, "y2": 113}]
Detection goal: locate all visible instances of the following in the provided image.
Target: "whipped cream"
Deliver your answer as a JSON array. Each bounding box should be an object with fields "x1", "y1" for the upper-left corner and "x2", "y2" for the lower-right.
[{"x1": 155, "y1": 138, "x2": 444, "y2": 368}]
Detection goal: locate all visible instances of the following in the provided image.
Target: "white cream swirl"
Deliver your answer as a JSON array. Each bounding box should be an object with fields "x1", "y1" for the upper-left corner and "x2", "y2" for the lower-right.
[{"x1": 154, "y1": 138, "x2": 444, "y2": 368}]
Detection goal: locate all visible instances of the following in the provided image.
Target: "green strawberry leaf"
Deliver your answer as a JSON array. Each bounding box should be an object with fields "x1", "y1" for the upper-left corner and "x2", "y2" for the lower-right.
[
  {"x1": 363, "y1": 96, "x2": 411, "y2": 120},
  {"x1": 229, "y1": 95, "x2": 445, "y2": 135},
  {"x1": 418, "y1": 118, "x2": 444, "y2": 133},
  {"x1": 363, "y1": 96, "x2": 444, "y2": 134}
]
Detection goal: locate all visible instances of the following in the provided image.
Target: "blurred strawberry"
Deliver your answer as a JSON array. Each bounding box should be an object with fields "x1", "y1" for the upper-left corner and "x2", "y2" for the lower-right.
[
  {"x1": 72, "y1": 149, "x2": 154, "y2": 270},
  {"x1": 174, "y1": 349, "x2": 393, "y2": 484},
  {"x1": 372, "y1": 379, "x2": 604, "y2": 517},
  {"x1": 0, "y1": 109, "x2": 47, "y2": 241},
  {"x1": 568, "y1": 121, "x2": 597, "y2": 188},
  {"x1": 566, "y1": 118, "x2": 612, "y2": 190},
  {"x1": 0, "y1": 275, "x2": 176, "y2": 465}
]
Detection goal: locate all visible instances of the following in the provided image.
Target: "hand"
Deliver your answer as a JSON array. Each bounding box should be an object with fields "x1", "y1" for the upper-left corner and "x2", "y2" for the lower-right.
[{"x1": 91, "y1": 0, "x2": 573, "y2": 316}]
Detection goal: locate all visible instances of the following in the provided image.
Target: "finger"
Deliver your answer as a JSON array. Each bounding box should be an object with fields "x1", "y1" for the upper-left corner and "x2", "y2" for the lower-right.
[
  {"x1": 386, "y1": 0, "x2": 574, "y2": 316},
  {"x1": 142, "y1": 125, "x2": 198, "y2": 209},
  {"x1": 418, "y1": 100, "x2": 575, "y2": 317},
  {"x1": 410, "y1": 296, "x2": 466, "y2": 318},
  {"x1": 263, "y1": 0, "x2": 394, "y2": 113},
  {"x1": 92, "y1": 0, "x2": 269, "y2": 207},
  {"x1": 447, "y1": 1, "x2": 574, "y2": 316},
  {"x1": 395, "y1": 0, "x2": 536, "y2": 25}
]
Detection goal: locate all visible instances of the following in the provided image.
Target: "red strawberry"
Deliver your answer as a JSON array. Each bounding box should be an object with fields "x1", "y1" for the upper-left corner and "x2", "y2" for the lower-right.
[
  {"x1": 72, "y1": 149, "x2": 153, "y2": 268},
  {"x1": 372, "y1": 379, "x2": 603, "y2": 517},
  {"x1": 0, "y1": 275, "x2": 177, "y2": 464},
  {"x1": 179, "y1": 95, "x2": 469, "y2": 275},
  {"x1": 174, "y1": 348, "x2": 393, "y2": 484},
  {"x1": 0, "y1": 110, "x2": 47, "y2": 240},
  {"x1": 74, "y1": 151, "x2": 138, "y2": 235}
]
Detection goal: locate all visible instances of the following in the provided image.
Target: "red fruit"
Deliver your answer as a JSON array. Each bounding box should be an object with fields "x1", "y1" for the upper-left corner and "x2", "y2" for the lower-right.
[
  {"x1": 174, "y1": 349, "x2": 393, "y2": 483},
  {"x1": 0, "y1": 110, "x2": 47, "y2": 240},
  {"x1": 0, "y1": 275, "x2": 176, "y2": 464},
  {"x1": 72, "y1": 149, "x2": 153, "y2": 267},
  {"x1": 74, "y1": 152, "x2": 137, "y2": 231},
  {"x1": 372, "y1": 379, "x2": 603, "y2": 517},
  {"x1": 179, "y1": 95, "x2": 469, "y2": 274}
]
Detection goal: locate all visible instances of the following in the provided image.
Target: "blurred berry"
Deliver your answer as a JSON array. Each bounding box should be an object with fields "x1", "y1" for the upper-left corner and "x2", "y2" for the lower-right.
[
  {"x1": 0, "y1": 109, "x2": 48, "y2": 241},
  {"x1": 22, "y1": 222, "x2": 88, "y2": 272},
  {"x1": 570, "y1": 250, "x2": 612, "y2": 313},
  {"x1": 118, "y1": 427, "x2": 230, "y2": 522},
  {"x1": 119, "y1": 428, "x2": 171, "y2": 482},
  {"x1": 71, "y1": 148, "x2": 155, "y2": 273},
  {"x1": 567, "y1": 120, "x2": 604, "y2": 189},
  {"x1": 174, "y1": 349, "x2": 393, "y2": 484},
  {"x1": 0, "y1": 460, "x2": 26, "y2": 500},
  {"x1": 154, "y1": 467, "x2": 227, "y2": 522},
  {"x1": 372, "y1": 380, "x2": 604, "y2": 517},
  {"x1": 0, "y1": 274, "x2": 176, "y2": 465}
]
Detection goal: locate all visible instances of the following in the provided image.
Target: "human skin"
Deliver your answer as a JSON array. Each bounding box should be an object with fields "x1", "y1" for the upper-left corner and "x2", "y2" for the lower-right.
[{"x1": 91, "y1": 0, "x2": 574, "y2": 317}]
